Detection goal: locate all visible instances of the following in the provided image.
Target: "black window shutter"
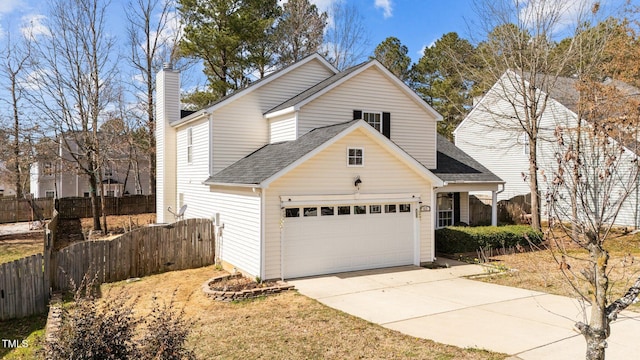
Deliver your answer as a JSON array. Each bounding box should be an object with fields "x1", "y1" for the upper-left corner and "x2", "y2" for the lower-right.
[
  {"x1": 382, "y1": 112, "x2": 391, "y2": 138},
  {"x1": 353, "y1": 110, "x2": 362, "y2": 120},
  {"x1": 453, "y1": 192, "x2": 461, "y2": 225}
]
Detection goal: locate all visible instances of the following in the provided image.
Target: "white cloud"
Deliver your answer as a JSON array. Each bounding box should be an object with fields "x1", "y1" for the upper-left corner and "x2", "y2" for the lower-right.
[
  {"x1": 0, "y1": 0, "x2": 24, "y2": 14},
  {"x1": 20, "y1": 14, "x2": 49, "y2": 39},
  {"x1": 519, "y1": 0, "x2": 597, "y2": 37},
  {"x1": 374, "y1": 0, "x2": 392, "y2": 18}
]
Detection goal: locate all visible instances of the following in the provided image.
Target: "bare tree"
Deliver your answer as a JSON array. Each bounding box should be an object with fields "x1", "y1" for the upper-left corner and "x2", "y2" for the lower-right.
[
  {"x1": 546, "y1": 81, "x2": 640, "y2": 360},
  {"x1": 323, "y1": 0, "x2": 370, "y2": 70},
  {"x1": 127, "y1": 0, "x2": 179, "y2": 196},
  {"x1": 0, "y1": 31, "x2": 34, "y2": 198},
  {"x1": 30, "y1": 0, "x2": 117, "y2": 231},
  {"x1": 466, "y1": 0, "x2": 601, "y2": 231},
  {"x1": 275, "y1": 0, "x2": 326, "y2": 66}
]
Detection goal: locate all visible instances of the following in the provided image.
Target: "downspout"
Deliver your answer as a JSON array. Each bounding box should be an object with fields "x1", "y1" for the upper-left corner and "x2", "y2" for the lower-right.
[{"x1": 260, "y1": 188, "x2": 266, "y2": 280}]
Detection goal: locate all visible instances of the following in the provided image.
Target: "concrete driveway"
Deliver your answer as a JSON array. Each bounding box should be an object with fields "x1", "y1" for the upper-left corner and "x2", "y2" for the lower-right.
[{"x1": 289, "y1": 262, "x2": 640, "y2": 359}]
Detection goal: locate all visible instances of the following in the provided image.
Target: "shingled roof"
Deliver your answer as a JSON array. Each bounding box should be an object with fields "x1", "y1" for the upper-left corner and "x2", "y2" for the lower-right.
[
  {"x1": 266, "y1": 61, "x2": 369, "y2": 115},
  {"x1": 205, "y1": 120, "x2": 358, "y2": 185},
  {"x1": 430, "y1": 135, "x2": 503, "y2": 183}
]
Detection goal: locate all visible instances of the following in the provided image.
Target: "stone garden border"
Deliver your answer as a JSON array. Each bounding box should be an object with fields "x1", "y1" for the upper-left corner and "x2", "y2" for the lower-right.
[{"x1": 202, "y1": 273, "x2": 294, "y2": 302}]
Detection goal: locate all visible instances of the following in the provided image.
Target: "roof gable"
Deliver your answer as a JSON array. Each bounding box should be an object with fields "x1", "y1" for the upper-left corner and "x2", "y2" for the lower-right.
[
  {"x1": 173, "y1": 53, "x2": 338, "y2": 127},
  {"x1": 431, "y1": 135, "x2": 503, "y2": 183},
  {"x1": 205, "y1": 120, "x2": 443, "y2": 187},
  {"x1": 265, "y1": 60, "x2": 442, "y2": 121}
]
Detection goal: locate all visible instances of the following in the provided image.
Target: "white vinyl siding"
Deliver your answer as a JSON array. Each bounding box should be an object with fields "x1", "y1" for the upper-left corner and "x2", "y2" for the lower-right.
[
  {"x1": 210, "y1": 189, "x2": 262, "y2": 277},
  {"x1": 459, "y1": 192, "x2": 470, "y2": 224},
  {"x1": 263, "y1": 129, "x2": 433, "y2": 279},
  {"x1": 210, "y1": 58, "x2": 334, "y2": 174},
  {"x1": 297, "y1": 66, "x2": 438, "y2": 168},
  {"x1": 176, "y1": 117, "x2": 216, "y2": 220},
  {"x1": 269, "y1": 114, "x2": 297, "y2": 143}
]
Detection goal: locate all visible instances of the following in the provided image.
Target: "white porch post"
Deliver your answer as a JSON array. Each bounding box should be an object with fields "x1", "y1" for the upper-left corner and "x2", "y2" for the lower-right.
[{"x1": 491, "y1": 190, "x2": 498, "y2": 226}]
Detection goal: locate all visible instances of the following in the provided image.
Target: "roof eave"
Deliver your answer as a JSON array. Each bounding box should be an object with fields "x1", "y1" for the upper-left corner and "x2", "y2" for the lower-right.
[
  {"x1": 264, "y1": 106, "x2": 296, "y2": 119},
  {"x1": 203, "y1": 180, "x2": 262, "y2": 188}
]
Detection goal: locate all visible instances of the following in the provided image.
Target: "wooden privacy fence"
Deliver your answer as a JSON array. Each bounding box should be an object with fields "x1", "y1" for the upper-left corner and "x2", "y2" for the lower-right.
[
  {"x1": 55, "y1": 195, "x2": 156, "y2": 219},
  {"x1": 0, "y1": 254, "x2": 48, "y2": 321},
  {"x1": 0, "y1": 197, "x2": 53, "y2": 224},
  {"x1": 51, "y1": 218, "x2": 214, "y2": 291}
]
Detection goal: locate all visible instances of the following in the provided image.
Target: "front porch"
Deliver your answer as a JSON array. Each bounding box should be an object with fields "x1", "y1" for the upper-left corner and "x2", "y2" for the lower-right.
[{"x1": 435, "y1": 183, "x2": 503, "y2": 228}]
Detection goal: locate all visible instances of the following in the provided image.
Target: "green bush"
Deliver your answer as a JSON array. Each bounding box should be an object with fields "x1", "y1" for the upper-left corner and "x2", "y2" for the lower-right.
[{"x1": 435, "y1": 225, "x2": 543, "y2": 254}]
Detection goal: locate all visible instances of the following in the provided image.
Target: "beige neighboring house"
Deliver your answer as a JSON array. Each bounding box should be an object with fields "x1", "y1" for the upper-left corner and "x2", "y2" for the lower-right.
[
  {"x1": 30, "y1": 135, "x2": 150, "y2": 199},
  {"x1": 156, "y1": 53, "x2": 503, "y2": 280},
  {"x1": 0, "y1": 161, "x2": 17, "y2": 197}
]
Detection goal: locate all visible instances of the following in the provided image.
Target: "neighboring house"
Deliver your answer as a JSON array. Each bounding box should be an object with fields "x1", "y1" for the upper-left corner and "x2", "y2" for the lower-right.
[
  {"x1": 454, "y1": 71, "x2": 640, "y2": 227},
  {"x1": 30, "y1": 135, "x2": 150, "y2": 199},
  {"x1": 0, "y1": 161, "x2": 17, "y2": 197},
  {"x1": 156, "y1": 53, "x2": 503, "y2": 280}
]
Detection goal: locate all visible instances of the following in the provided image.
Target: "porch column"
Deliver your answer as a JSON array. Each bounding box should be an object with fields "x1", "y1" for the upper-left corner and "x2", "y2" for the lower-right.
[{"x1": 491, "y1": 190, "x2": 498, "y2": 226}]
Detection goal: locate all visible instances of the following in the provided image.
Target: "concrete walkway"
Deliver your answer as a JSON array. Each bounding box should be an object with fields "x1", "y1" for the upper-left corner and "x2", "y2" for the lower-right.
[{"x1": 289, "y1": 262, "x2": 640, "y2": 359}]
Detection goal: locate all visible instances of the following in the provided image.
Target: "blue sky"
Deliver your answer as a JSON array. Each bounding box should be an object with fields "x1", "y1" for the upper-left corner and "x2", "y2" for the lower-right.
[{"x1": 0, "y1": 0, "x2": 634, "y2": 94}]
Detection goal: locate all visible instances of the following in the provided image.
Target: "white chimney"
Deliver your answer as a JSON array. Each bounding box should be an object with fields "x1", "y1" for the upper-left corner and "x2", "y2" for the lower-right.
[{"x1": 156, "y1": 66, "x2": 180, "y2": 223}]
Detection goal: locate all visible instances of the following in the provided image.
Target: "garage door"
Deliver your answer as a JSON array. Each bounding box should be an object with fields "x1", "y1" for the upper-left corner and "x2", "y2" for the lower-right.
[{"x1": 282, "y1": 202, "x2": 416, "y2": 278}]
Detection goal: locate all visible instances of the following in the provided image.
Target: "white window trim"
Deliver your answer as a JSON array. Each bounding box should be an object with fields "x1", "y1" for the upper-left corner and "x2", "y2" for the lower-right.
[
  {"x1": 347, "y1": 147, "x2": 364, "y2": 167},
  {"x1": 363, "y1": 111, "x2": 383, "y2": 133},
  {"x1": 187, "y1": 127, "x2": 193, "y2": 164},
  {"x1": 521, "y1": 132, "x2": 530, "y2": 155}
]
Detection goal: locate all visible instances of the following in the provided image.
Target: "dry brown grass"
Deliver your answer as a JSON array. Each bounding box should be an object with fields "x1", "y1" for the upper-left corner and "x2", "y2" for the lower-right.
[
  {"x1": 476, "y1": 230, "x2": 640, "y2": 310},
  {"x1": 100, "y1": 266, "x2": 507, "y2": 360},
  {"x1": 0, "y1": 232, "x2": 43, "y2": 264},
  {"x1": 79, "y1": 213, "x2": 156, "y2": 239}
]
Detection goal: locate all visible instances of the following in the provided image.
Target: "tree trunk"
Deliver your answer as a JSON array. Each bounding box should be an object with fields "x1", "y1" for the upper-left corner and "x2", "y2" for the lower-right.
[
  {"x1": 529, "y1": 136, "x2": 542, "y2": 232},
  {"x1": 579, "y1": 243, "x2": 610, "y2": 360},
  {"x1": 11, "y1": 76, "x2": 22, "y2": 199},
  {"x1": 87, "y1": 163, "x2": 101, "y2": 231}
]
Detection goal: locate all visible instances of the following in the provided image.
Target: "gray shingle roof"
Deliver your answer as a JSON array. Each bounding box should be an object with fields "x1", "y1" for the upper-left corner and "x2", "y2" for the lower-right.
[
  {"x1": 265, "y1": 61, "x2": 370, "y2": 115},
  {"x1": 430, "y1": 135, "x2": 503, "y2": 183},
  {"x1": 205, "y1": 120, "x2": 359, "y2": 185}
]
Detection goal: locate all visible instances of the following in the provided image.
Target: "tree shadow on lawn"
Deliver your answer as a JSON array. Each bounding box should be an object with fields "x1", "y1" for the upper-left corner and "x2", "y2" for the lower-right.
[{"x1": 0, "y1": 313, "x2": 47, "y2": 359}]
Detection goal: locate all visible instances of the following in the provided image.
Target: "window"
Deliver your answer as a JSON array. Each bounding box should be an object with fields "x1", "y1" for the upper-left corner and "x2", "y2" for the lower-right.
[
  {"x1": 354, "y1": 205, "x2": 366, "y2": 214},
  {"x1": 103, "y1": 165, "x2": 113, "y2": 178},
  {"x1": 437, "y1": 193, "x2": 454, "y2": 228},
  {"x1": 385, "y1": 204, "x2": 396, "y2": 213},
  {"x1": 338, "y1": 206, "x2": 350, "y2": 215},
  {"x1": 44, "y1": 162, "x2": 54, "y2": 175},
  {"x1": 45, "y1": 191, "x2": 55, "y2": 198},
  {"x1": 187, "y1": 127, "x2": 193, "y2": 163},
  {"x1": 369, "y1": 205, "x2": 381, "y2": 214},
  {"x1": 399, "y1": 204, "x2": 411, "y2": 213},
  {"x1": 321, "y1": 206, "x2": 334, "y2": 216},
  {"x1": 106, "y1": 190, "x2": 115, "y2": 197},
  {"x1": 304, "y1": 207, "x2": 317, "y2": 216},
  {"x1": 363, "y1": 112, "x2": 382, "y2": 132},
  {"x1": 347, "y1": 147, "x2": 364, "y2": 167},
  {"x1": 285, "y1": 208, "x2": 300, "y2": 217},
  {"x1": 83, "y1": 192, "x2": 90, "y2": 197},
  {"x1": 521, "y1": 132, "x2": 530, "y2": 155}
]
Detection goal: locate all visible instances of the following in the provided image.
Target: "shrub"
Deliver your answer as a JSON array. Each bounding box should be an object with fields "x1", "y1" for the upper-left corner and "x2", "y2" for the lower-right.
[
  {"x1": 48, "y1": 283, "x2": 194, "y2": 360},
  {"x1": 435, "y1": 225, "x2": 543, "y2": 254}
]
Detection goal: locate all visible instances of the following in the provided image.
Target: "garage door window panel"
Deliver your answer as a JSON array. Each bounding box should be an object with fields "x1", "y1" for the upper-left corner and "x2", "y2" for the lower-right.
[
  {"x1": 285, "y1": 208, "x2": 300, "y2": 217},
  {"x1": 354, "y1": 205, "x2": 366, "y2": 214},
  {"x1": 338, "y1": 206, "x2": 351, "y2": 215},
  {"x1": 370, "y1": 205, "x2": 381, "y2": 214},
  {"x1": 385, "y1": 204, "x2": 396, "y2": 213},
  {"x1": 304, "y1": 207, "x2": 317, "y2": 216},
  {"x1": 399, "y1": 204, "x2": 411, "y2": 212},
  {"x1": 321, "y1": 206, "x2": 334, "y2": 216}
]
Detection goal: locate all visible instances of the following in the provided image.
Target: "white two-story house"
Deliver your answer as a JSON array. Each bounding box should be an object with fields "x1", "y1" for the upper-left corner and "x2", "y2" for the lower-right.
[{"x1": 156, "y1": 54, "x2": 503, "y2": 280}]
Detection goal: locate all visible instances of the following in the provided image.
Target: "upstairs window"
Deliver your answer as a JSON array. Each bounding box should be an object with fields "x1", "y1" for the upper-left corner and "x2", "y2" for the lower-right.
[
  {"x1": 44, "y1": 162, "x2": 54, "y2": 175},
  {"x1": 363, "y1": 112, "x2": 381, "y2": 132},
  {"x1": 347, "y1": 147, "x2": 364, "y2": 167},
  {"x1": 187, "y1": 127, "x2": 193, "y2": 163}
]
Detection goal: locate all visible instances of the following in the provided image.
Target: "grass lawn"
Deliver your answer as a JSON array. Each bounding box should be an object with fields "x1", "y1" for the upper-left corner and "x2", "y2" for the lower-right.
[
  {"x1": 94, "y1": 265, "x2": 506, "y2": 360},
  {"x1": 474, "y1": 229, "x2": 640, "y2": 310},
  {"x1": 0, "y1": 232, "x2": 43, "y2": 264},
  {"x1": 0, "y1": 314, "x2": 47, "y2": 359}
]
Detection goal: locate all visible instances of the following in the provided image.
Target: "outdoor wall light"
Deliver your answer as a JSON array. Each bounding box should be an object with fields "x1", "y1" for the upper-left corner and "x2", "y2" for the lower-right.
[{"x1": 354, "y1": 176, "x2": 362, "y2": 190}]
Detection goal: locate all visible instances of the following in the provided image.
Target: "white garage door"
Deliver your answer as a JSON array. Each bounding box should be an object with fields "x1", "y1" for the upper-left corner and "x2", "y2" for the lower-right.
[{"x1": 283, "y1": 202, "x2": 416, "y2": 278}]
